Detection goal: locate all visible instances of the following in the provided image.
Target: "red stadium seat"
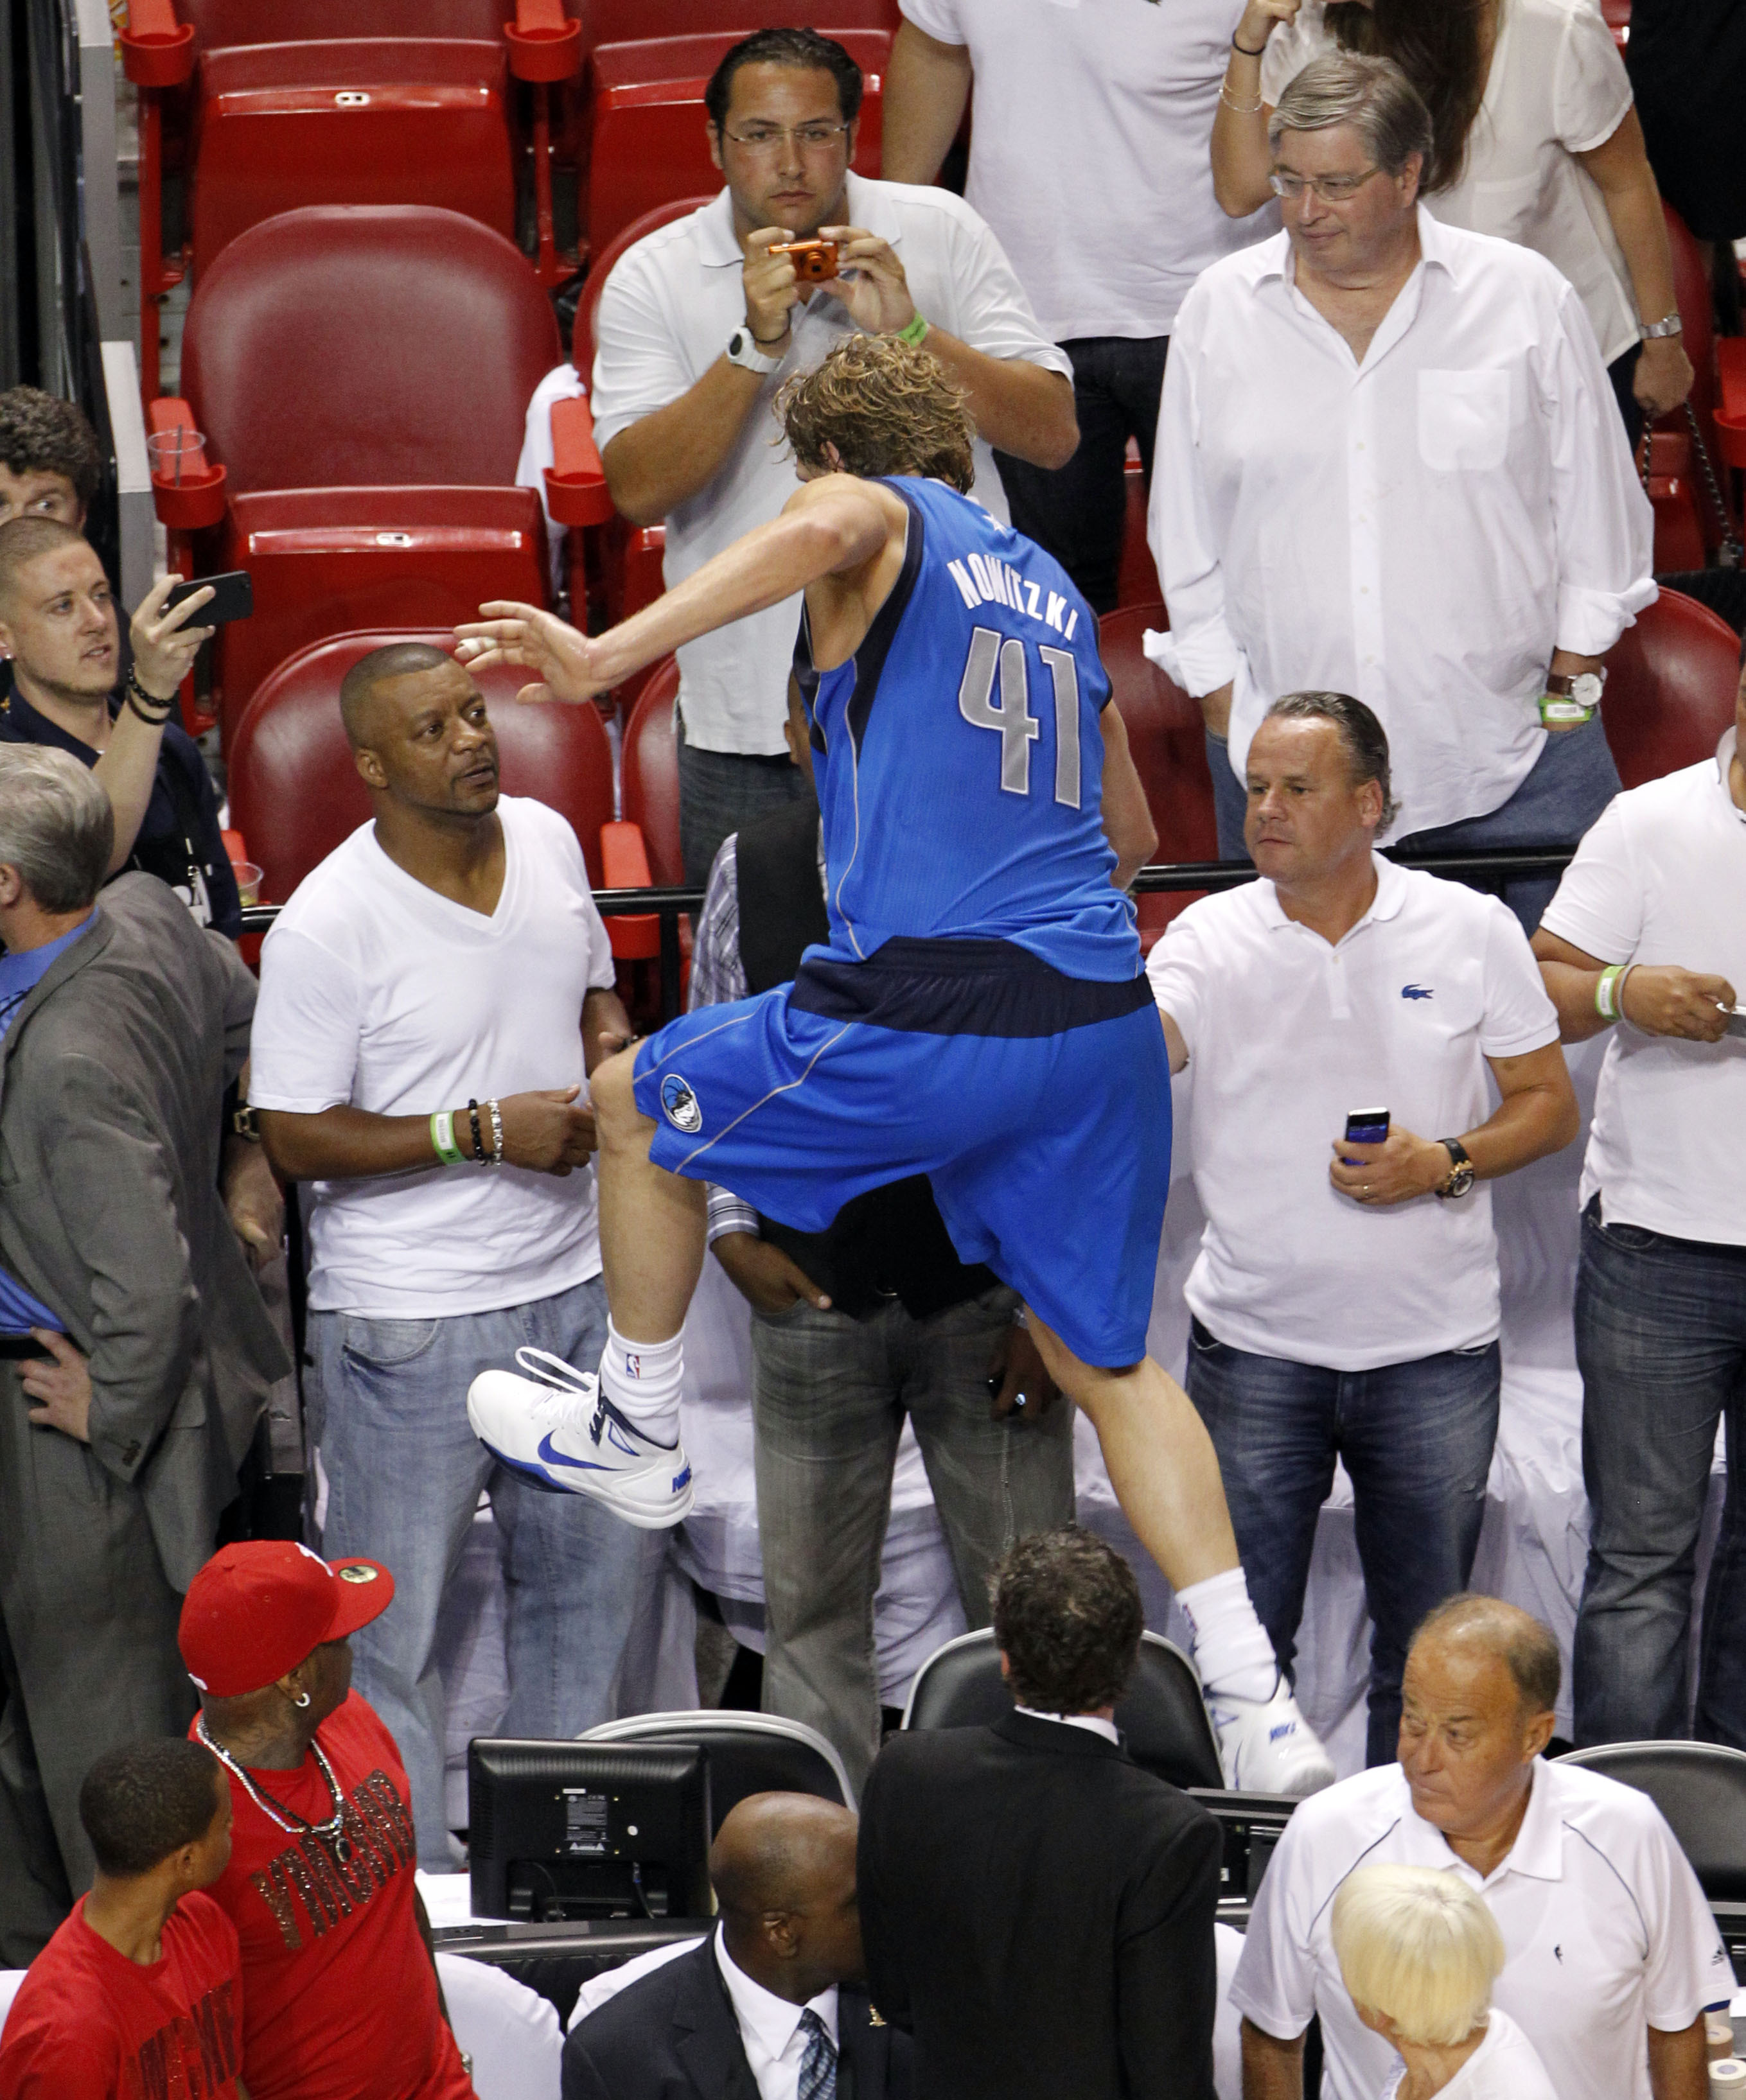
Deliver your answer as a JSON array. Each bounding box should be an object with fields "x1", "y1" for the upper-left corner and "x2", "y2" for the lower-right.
[
  {"x1": 1601, "y1": 587, "x2": 1740, "y2": 790},
  {"x1": 152, "y1": 206, "x2": 561, "y2": 740},
  {"x1": 580, "y1": 30, "x2": 890, "y2": 258},
  {"x1": 1646, "y1": 204, "x2": 1740, "y2": 568},
  {"x1": 1115, "y1": 446, "x2": 1157, "y2": 611},
  {"x1": 227, "y1": 631, "x2": 617, "y2": 907},
  {"x1": 578, "y1": 0, "x2": 898, "y2": 46},
  {"x1": 621, "y1": 658, "x2": 685, "y2": 888},
  {"x1": 1600, "y1": 0, "x2": 1629, "y2": 46},
  {"x1": 1098, "y1": 604, "x2": 1217, "y2": 948}
]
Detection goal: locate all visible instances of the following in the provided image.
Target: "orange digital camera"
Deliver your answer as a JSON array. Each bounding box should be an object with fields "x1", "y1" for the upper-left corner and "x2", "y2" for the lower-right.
[{"x1": 772, "y1": 238, "x2": 838, "y2": 281}]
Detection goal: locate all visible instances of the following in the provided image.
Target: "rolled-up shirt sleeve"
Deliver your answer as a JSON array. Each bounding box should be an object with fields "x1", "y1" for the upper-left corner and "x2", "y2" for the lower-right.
[
  {"x1": 1149, "y1": 292, "x2": 1244, "y2": 699},
  {"x1": 1544, "y1": 281, "x2": 1657, "y2": 656}
]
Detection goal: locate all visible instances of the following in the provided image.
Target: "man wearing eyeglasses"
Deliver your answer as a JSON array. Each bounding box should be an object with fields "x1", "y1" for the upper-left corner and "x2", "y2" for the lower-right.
[
  {"x1": 1150, "y1": 51, "x2": 1655, "y2": 934},
  {"x1": 585, "y1": 26, "x2": 1079, "y2": 885}
]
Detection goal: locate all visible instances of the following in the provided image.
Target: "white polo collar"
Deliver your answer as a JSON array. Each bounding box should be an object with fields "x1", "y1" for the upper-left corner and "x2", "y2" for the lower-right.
[
  {"x1": 1258, "y1": 850, "x2": 1410, "y2": 941},
  {"x1": 1716, "y1": 726, "x2": 1746, "y2": 825},
  {"x1": 714, "y1": 1923, "x2": 839, "y2": 2057},
  {"x1": 693, "y1": 170, "x2": 900, "y2": 271},
  {"x1": 1392, "y1": 1762, "x2": 1567, "y2": 1887}
]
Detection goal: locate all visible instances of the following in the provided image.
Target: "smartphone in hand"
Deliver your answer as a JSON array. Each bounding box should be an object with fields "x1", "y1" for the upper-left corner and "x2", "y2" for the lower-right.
[{"x1": 1341, "y1": 1107, "x2": 1389, "y2": 1165}]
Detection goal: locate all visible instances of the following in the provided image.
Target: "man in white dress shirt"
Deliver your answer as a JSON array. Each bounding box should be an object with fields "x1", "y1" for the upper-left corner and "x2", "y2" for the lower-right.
[
  {"x1": 590, "y1": 26, "x2": 1077, "y2": 883},
  {"x1": 1234, "y1": 1594, "x2": 1726, "y2": 2100},
  {"x1": 1151, "y1": 53, "x2": 1653, "y2": 927}
]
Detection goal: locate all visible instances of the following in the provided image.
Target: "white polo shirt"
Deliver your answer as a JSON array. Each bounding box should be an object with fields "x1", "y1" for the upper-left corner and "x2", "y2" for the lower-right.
[
  {"x1": 1147, "y1": 856, "x2": 1559, "y2": 1370},
  {"x1": 588, "y1": 173, "x2": 1070, "y2": 756},
  {"x1": 1539, "y1": 729, "x2": 1746, "y2": 1247},
  {"x1": 1233, "y1": 1760, "x2": 1733, "y2": 2100},
  {"x1": 896, "y1": 0, "x2": 1276, "y2": 341}
]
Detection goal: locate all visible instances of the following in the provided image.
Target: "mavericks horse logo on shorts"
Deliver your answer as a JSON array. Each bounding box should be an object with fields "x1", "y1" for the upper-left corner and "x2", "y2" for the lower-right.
[{"x1": 660, "y1": 1074, "x2": 703, "y2": 1134}]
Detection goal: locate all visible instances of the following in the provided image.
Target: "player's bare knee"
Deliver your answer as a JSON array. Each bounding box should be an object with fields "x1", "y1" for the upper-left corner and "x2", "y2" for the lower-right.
[{"x1": 592, "y1": 1048, "x2": 649, "y2": 1153}]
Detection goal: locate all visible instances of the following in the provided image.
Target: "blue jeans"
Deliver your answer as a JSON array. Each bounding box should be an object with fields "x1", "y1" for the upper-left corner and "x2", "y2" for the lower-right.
[
  {"x1": 306, "y1": 1275, "x2": 661, "y2": 1866},
  {"x1": 1185, "y1": 1319, "x2": 1501, "y2": 1766},
  {"x1": 1573, "y1": 1201, "x2": 1746, "y2": 1747}
]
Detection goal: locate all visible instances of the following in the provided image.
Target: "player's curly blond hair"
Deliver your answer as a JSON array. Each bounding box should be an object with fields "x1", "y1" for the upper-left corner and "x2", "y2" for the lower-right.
[{"x1": 777, "y1": 333, "x2": 977, "y2": 493}]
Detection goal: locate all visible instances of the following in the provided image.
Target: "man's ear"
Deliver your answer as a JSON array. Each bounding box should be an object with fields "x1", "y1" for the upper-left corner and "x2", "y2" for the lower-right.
[
  {"x1": 707, "y1": 120, "x2": 726, "y2": 178},
  {"x1": 763, "y1": 1909, "x2": 802, "y2": 1959},
  {"x1": 0, "y1": 864, "x2": 26, "y2": 910},
  {"x1": 1521, "y1": 1708, "x2": 1557, "y2": 1763},
  {"x1": 0, "y1": 615, "x2": 17, "y2": 661},
  {"x1": 353, "y1": 746, "x2": 387, "y2": 792}
]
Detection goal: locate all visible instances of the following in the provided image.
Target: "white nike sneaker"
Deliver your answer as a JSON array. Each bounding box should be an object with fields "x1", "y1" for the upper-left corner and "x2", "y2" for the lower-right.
[
  {"x1": 1206, "y1": 1675, "x2": 1337, "y2": 1797},
  {"x1": 466, "y1": 1347, "x2": 694, "y2": 1530}
]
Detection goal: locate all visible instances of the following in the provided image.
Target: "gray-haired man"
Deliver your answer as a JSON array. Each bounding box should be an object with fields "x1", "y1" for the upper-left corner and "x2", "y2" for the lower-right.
[
  {"x1": 0, "y1": 746, "x2": 287, "y2": 1960},
  {"x1": 1150, "y1": 52, "x2": 1653, "y2": 930}
]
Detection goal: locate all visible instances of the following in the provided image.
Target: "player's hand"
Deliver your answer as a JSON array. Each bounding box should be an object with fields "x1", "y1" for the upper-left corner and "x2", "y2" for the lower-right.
[
  {"x1": 22, "y1": 1331, "x2": 93, "y2": 1444},
  {"x1": 1619, "y1": 965, "x2": 1736, "y2": 1041},
  {"x1": 742, "y1": 227, "x2": 802, "y2": 350},
  {"x1": 130, "y1": 573, "x2": 215, "y2": 703},
  {"x1": 1232, "y1": 0, "x2": 1300, "y2": 54},
  {"x1": 497, "y1": 1088, "x2": 599, "y2": 1174},
  {"x1": 223, "y1": 1135, "x2": 285, "y2": 1270},
  {"x1": 453, "y1": 604, "x2": 610, "y2": 706},
  {"x1": 712, "y1": 1233, "x2": 832, "y2": 1318},
  {"x1": 1328, "y1": 1127, "x2": 1449, "y2": 1205},
  {"x1": 817, "y1": 228, "x2": 919, "y2": 337},
  {"x1": 987, "y1": 1320, "x2": 1062, "y2": 1424}
]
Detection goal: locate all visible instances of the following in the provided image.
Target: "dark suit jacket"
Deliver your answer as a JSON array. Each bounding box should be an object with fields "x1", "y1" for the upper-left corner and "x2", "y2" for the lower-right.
[
  {"x1": 562, "y1": 1935, "x2": 912, "y2": 2100},
  {"x1": 858, "y1": 1710, "x2": 1222, "y2": 2100}
]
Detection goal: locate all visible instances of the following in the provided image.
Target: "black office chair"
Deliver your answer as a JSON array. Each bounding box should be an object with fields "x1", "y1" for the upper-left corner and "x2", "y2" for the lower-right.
[
  {"x1": 581, "y1": 1711, "x2": 855, "y2": 1828},
  {"x1": 1556, "y1": 1740, "x2": 1746, "y2": 1898},
  {"x1": 901, "y1": 1627, "x2": 1225, "y2": 1790}
]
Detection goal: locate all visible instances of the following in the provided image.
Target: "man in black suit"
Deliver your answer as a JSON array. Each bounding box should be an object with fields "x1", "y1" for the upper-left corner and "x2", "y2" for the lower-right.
[
  {"x1": 563, "y1": 1790, "x2": 910, "y2": 2100},
  {"x1": 859, "y1": 1526, "x2": 1224, "y2": 2100}
]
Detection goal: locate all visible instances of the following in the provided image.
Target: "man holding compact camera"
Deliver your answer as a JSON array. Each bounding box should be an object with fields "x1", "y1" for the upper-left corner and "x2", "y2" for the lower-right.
[
  {"x1": 586, "y1": 26, "x2": 1077, "y2": 882},
  {"x1": 1146, "y1": 692, "x2": 1578, "y2": 1767}
]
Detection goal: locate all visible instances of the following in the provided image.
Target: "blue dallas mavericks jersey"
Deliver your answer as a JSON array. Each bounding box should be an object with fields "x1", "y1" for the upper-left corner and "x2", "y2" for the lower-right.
[{"x1": 794, "y1": 478, "x2": 1142, "y2": 986}]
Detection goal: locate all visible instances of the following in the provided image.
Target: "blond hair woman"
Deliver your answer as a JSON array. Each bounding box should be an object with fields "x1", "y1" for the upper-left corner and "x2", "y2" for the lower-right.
[{"x1": 1330, "y1": 1865, "x2": 1558, "y2": 2098}]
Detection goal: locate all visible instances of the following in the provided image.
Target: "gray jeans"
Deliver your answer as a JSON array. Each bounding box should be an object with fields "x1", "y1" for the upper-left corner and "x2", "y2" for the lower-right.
[{"x1": 750, "y1": 1286, "x2": 1076, "y2": 1794}]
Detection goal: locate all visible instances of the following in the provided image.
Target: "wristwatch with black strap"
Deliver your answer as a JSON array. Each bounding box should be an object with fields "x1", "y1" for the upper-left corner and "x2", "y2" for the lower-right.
[{"x1": 1434, "y1": 1138, "x2": 1476, "y2": 1200}]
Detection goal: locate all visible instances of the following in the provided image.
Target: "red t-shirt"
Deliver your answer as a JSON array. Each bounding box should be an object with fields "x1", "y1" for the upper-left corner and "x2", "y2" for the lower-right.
[
  {"x1": 0, "y1": 1891, "x2": 243, "y2": 2100},
  {"x1": 193, "y1": 1693, "x2": 472, "y2": 2100}
]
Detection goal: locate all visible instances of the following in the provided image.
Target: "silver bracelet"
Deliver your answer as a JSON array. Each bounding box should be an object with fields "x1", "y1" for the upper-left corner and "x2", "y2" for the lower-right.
[{"x1": 487, "y1": 1097, "x2": 505, "y2": 1165}]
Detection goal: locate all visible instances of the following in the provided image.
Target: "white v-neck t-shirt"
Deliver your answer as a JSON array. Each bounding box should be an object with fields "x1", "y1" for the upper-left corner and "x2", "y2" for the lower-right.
[
  {"x1": 249, "y1": 796, "x2": 617, "y2": 1317},
  {"x1": 1262, "y1": 0, "x2": 1638, "y2": 362},
  {"x1": 1379, "y1": 2011, "x2": 1557, "y2": 2100}
]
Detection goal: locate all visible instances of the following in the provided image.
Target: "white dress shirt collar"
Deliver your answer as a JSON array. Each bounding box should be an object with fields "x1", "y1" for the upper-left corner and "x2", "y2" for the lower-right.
[
  {"x1": 714, "y1": 1925, "x2": 840, "y2": 2100},
  {"x1": 1012, "y1": 1704, "x2": 1120, "y2": 1745}
]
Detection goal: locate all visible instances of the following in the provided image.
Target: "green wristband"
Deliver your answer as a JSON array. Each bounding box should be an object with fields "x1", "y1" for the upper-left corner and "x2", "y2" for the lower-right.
[
  {"x1": 895, "y1": 311, "x2": 930, "y2": 349},
  {"x1": 1594, "y1": 965, "x2": 1626, "y2": 1021},
  {"x1": 430, "y1": 1109, "x2": 464, "y2": 1166}
]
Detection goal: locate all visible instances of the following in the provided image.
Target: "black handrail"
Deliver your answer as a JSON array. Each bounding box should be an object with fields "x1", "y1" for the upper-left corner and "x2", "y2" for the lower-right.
[{"x1": 238, "y1": 845, "x2": 1573, "y2": 1024}]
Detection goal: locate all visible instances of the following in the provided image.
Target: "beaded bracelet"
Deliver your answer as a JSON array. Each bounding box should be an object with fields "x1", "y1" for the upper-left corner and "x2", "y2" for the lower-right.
[
  {"x1": 486, "y1": 1098, "x2": 506, "y2": 1165},
  {"x1": 430, "y1": 1110, "x2": 464, "y2": 1165}
]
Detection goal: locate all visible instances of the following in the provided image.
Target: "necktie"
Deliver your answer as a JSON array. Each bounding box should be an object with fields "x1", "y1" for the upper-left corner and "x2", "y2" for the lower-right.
[{"x1": 797, "y1": 2008, "x2": 837, "y2": 2100}]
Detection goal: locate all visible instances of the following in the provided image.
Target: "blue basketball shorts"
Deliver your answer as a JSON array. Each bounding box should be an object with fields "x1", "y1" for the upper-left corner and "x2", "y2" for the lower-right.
[{"x1": 631, "y1": 937, "x2": 1171, "y2": 1369}]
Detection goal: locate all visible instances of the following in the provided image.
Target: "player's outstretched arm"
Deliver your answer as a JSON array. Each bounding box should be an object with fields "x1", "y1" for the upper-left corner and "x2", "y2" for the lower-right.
[{"x1": 455, "y1": 477, "x2": 894, "y2": 705}]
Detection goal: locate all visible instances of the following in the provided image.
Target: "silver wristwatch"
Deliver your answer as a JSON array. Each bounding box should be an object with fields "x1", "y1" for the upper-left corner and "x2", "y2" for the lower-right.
[
  {"x1": 725, "y1": 326, "x2": 785, "y2": 376},
  {"x1": 1640, "y1": 311, "x2": 1684, "y2": 340}
]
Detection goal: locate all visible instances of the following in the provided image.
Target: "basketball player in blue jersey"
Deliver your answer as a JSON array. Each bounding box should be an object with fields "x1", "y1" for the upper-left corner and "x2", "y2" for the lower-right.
[{"x1": 457, "y1": 336, "x2": 1332, "y2": 1793}]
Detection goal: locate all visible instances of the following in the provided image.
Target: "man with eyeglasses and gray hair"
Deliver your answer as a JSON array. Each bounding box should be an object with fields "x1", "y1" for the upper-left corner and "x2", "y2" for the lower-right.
[
  {"x1": 1150, "y1": 51, "x2": 1654, "y2": 932},
  {"x1": 0, "y1": 745, "x2": 285, "y2": 1961}
]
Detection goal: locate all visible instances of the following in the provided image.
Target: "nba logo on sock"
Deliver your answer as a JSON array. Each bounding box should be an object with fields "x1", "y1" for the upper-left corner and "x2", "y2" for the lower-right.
[
  {"x1": 626, "y1": 1354, "x2": 641, "y2": 1377},
  {"x1": 660, "y1": 1074, "x2": 702, "y2": 1133}
]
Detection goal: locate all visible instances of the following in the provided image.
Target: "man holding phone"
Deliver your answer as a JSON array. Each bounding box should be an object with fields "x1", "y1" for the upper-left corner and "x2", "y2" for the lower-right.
[
  {"x1": 1532, "y1": 642, "x2": 1746, "y2": 1749},
  {"x1": 1147, "y1": 693, "x2": 1578, "y2": 1765}
]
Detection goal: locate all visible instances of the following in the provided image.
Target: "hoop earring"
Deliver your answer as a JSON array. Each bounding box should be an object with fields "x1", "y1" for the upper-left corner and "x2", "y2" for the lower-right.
[{"x1": 292, "y1": 1691, "x2": 312, "y2": 1710}]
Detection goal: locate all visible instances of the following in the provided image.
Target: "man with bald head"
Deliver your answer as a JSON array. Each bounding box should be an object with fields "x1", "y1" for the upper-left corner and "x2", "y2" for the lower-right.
[
  {"x1": 247, "y1": 642, "x2": 652, "y2": 1868},
  {"x1": 564, "y1": 1792, "x2": 910, "y2": 2100},
  {"x1": 1235, "y1": 1594, "x2": 1729, "y2": 2100}
]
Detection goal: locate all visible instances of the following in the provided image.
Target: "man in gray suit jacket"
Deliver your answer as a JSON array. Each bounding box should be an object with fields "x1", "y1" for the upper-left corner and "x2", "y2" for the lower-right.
[{"x1": 0, "y1": 746, "x2": 287, "y2": 1960}]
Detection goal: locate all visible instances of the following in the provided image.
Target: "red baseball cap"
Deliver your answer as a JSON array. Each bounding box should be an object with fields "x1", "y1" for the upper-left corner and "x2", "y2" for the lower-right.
[{"x1": 178, "y1": 1540, "x2": 395, "y2": 1697}]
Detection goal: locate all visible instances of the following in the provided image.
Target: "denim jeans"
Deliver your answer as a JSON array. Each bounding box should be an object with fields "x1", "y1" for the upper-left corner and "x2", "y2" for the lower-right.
[
  {"x1": 751, "y1": 1286, "x2": 1076, "y2": 1794},
  {"x1": 1185, "y1": 1319, "x2": 1501, "y2": 1766},
  {"x1": 677, "y1": 732, "x2": 811, "y2": 888},
  {"x1": 306, "y1": 1274, "x2": 661, "y2": 1866},
  {"x1": 996, "y1": 334, "x2": 1170, "y2": 615},
  {"x1": 1572, "y1": 1200, "x2": 1746, "y2": 1747}
]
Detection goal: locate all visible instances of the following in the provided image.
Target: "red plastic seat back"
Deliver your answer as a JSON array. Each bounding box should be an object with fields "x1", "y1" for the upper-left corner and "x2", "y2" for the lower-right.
[
  {"x1": 621, "y1": 658, "x2": 683, "y2": 886},
  {"x1": 572, "y1": 194, "x2": 715, "y2": 377},
  {"x1": 181, "y1": 206, "x2": 562, "y2": 493},
  {"x1": 177, "y1": 0, "x2": 552, "y2": 52},
  {"x1": 578, "y1": 0, "x2": 898, "y2": 49},
  {"x1": 1099, "y1": 605, "x2": 1216, "y2": 947},
  {"x1": 583, "y1": 30, "x2": 888, "y2": 258},
  {"x1": 1601, "y1": 588, "x2": 1741, "y2": 791},
  {"x1": 229, "y1": 629, "x2": 615, "y2": 902},
  {"x1": 189, "y1": 42, "x2": 516, "y2": 280}
]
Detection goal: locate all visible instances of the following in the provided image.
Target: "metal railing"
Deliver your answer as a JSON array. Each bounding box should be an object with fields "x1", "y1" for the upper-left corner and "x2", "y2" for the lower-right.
[{"x1": 238, "y1": 844, "x2": 1573, "y2": 1028}]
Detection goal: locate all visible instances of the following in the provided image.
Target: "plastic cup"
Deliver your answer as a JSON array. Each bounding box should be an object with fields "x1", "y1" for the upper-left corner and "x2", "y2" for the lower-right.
[
  {"x1": 147, "y1": 428, "x2": 208, "y2": 487},
  {"x1": 230, "y1": 861, "x2": 263, "y2": 906}
]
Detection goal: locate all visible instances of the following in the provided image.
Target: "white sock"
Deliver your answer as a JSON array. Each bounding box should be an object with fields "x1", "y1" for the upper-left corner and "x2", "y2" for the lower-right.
[
  {"x1": 597, "y1": 1323, "x2": 683, "y2": 1448},
  {"x1": 1177, "y1": 1566, "x2": 1280, "y2": 1703}
]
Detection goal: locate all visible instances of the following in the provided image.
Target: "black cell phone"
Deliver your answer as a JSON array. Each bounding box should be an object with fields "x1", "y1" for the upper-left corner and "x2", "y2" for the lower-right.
[
  {"x1": 1342, "y1": 1107, "x2": 1389, "y2": 1164},
  {"x1": 1727, "y1": 1010, "x2": 1746, "y2": 1040},
  {"x1": 163, "y1": 570, "x2": 252, "y2": 626}
]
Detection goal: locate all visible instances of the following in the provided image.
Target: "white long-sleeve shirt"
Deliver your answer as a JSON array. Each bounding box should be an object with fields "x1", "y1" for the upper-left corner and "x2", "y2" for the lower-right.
[{"x1": 1148, "y1": 207, "x2": 1655, "y2": 839}]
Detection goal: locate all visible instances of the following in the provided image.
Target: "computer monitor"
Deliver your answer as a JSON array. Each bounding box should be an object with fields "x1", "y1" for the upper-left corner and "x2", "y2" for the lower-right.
[{"x1": 468, "y1": 1739, "x2": 714, "y2": 1924}]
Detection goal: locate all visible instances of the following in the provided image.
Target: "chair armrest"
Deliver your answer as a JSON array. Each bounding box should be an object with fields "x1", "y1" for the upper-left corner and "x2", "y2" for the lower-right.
[
  {"x1": 505, "y1": 0, "x2": 580, "y2": 80},
  {"x1": 121, "y1": 0, "x2": 194, "y2": 85},
  {"x1": 545, "y1": 392, "x2": 615, "y2": 529},
  {"x1": 145, "y1": 398, "x2": 227, "y2": 529},
  {"x1": 600, "y1": 821, "x2": 653, "y2": 891},
  {"x1": 1715, "y1": 340, "x2": 1746, "y2": 471}
]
